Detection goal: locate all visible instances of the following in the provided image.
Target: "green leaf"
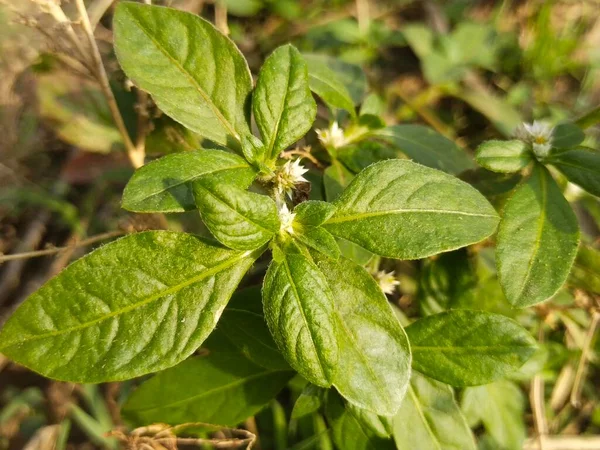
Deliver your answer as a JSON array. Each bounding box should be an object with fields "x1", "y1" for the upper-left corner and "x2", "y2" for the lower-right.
[
  {"x1": 406, "y1": 310, "x2": 537, "y2": 386},
  {"x1": 262, "y1": 249, "x2": 339, "y2": 387},
  {"x1": 338, "y1": 141, "x2": 398, "y2": 174},
  {"x1": 570, "y1": 245, "x2": 600, "y2": 294},
  {"x1": 496, "y1": 164, "x2": 580, "y2": 307},
  {"x1": 461, "y1": 380, "x2": 525, "y2": 450},
  {"x1": 122, "y1": 150, "x2": 254, "y2": 213},
  {"x1": 393, "y1": 372, "x2": 476, "y2": 450},
  {"x1": 552, "y1": 123, "x2": 585, "y2": 149},
  {"x1": 374, "y1": 125, "x2": 474, "y2": 175},
  {"x1": 303, "y1": 55, "x2": 356, "y2": 116},
  {"x1": 313, "y1": 254, "x2": 411, "y2": 416},
  {"x1": 122, "y1": 349, "x2": 293, "y2": 427},
  {"x1": 294, "y1": 201, "x2": 337, "y2": 226},
  {"x1": 546, "y1": 146, "x2": 600, "y2": 197},
  {"x1": 113, "y1": 3, "x2": 252, "y2": 148},
  {"x1": 346, "y1": 403, "x2": 393, "y2": 439},
  {"x1": 240, "y1": 133, "x2": 267, "y2": 166},
  {"x1": 291, "y1": 384, "x2": 324, "y2": 419},
  {"x1": 303, "y1": 54, "x2": 367, "y2": 105},
  {"x1": 218, "y1": 287, "x2": 289, "y2": 370},
  {"x1": 0, "y1": 231, "x2": 261, "y2": 382},
  {"x1": 325, "y1": 392, "x2": 395, "y2": 450},
  {"x1": 475, "y1": 140, "x2": 532, "y2": 173},
  {"x1": 294, "y1": 225, "x2": 341, "y2": 259},
  {"x1": 253, "y1": 45, "x2": 317, "y2": 159},
  {"x1": 192, "y1": 174, "x2": 279, "y2": 250},
  {"x1": 323, "y1": 160, "x2": 500, "y2": 260}
]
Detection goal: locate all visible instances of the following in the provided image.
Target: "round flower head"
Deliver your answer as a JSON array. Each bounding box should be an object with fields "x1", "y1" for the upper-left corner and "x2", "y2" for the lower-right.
[
  {"x1": 515, "y1": 120, "x2": 554, "y2": 158},
  {"x1": 274, "y1": 159, "x2": 309, "y2": 200},
  {"x1": 316, "y1": 122, "x2": 347, "y2": 149},
  {"x1": 375, "y1": 270, "x2": 400, "y2": 295},
  {"x1": 278, "y1": 203, "x2": 296, "y2": 235}
]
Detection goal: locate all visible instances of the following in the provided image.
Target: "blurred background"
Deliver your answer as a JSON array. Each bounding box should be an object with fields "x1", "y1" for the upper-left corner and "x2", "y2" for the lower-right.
[{"x1": 0, "y1": 0, "x2": 599, "y2": 449}]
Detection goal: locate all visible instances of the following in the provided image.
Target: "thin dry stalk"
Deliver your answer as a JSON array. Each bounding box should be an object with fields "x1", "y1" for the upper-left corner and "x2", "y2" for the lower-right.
[{"x1": 570, "y1": 309, "x2": 600, "y2": 407}]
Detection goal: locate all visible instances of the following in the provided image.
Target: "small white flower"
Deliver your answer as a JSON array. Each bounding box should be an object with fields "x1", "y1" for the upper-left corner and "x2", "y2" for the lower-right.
[
  {"x1": 275, "y1": 159, "x2": 309, "y2": 199},
  {"x1": 278, "y1": 204, "x2": 296, "y2": 235},
  {"x1": 375, "y1": 270, "x2": 400, "y2": 295},
  {"x1": 515, "y1": 120, "x2": 554, "y2": 158},
  {"x1": 316, "y1": 122, "x2": 347, "y2": 149}
]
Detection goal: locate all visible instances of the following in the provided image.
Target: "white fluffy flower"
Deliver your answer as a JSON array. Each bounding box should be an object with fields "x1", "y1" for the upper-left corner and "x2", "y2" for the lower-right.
[
  {"x1": 515, "y1": 120, "x2": 554, "y2": 158},
  {"x1": 375, "y1": 270, "x2": 400, "y2": 295},
  {"x1": 278, "y1": 204, "x2": 296, "y2": 235},
  {"x1": 316, "y1": 122, "x2": 347, "y2": 149},
  {"x1": 275, "y1": 159, "x2": 309, "y2": 199}
]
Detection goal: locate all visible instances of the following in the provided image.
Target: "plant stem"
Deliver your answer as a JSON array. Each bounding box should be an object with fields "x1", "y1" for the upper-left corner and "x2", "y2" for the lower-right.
[
  {"x1": 215, "y1": 1, "x2": 229, "y2": 35},
  {"x1": 74, "y1": 0, "x2": 145, "y2": 168},
  {"x1": 570, "y1": 309, "x2": 600, "y2": 407}
]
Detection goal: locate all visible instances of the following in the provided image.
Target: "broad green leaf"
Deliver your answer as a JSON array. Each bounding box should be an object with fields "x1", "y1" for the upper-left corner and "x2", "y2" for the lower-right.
[
  {"x1": 294, "y1": 201, "x2": 337, "y2": 226},
  {"x1": 475, "y1": 140, "x2": 532, "y2": 173},
  {"x1": 293, "y1": 225, "x2": 341, "y2": 259},
  {"x1": 262, "y1": 250, "x2": 338, "y2": 387},
  {"x1": 374, "y1": 125, "x2": 474, "y2": 175},
  {"x1": 546, "y1": 146, "x2": 600, "y2": 197},
  {"x1": 314, "y1": 254, "x2": 411, "y2": 415},
  {"x1": 324, "y1": 160, "x2": 355, "y2": 202},
  {"x1": 218, "y1": 287, "x2": 289, "y2": 370},
  {"x1": 253, "y1": 45, "x2": 317, "y2": 159},
  {"x1": 570, "y1": 245, "x2": 600, "y2": 294},
  {"x1": 336, "y1": 238, "x2": 373, "y2": 265},
  {"x1": 192, "y1": 174, "x2": 279, "y2": 250},
  {"x1": 113, "y1": 3, "x2": 252, "y2": 148},
  {"x1": 122, "y1": 150, "x2": 254, "y2": 213},
  {"x1": 552, "y1": 123, "x2": 585, "y2": 149},
  {"x1": 303, "y1": 55, "x2": 356, "y2": 116},
  {"x1": 122, "y1": 349, "x2": 293, "y2": 426},
  {"x1": 346, "y1": 403, "x2": 393, "y2": 439},
  {"x1": 496, "y1": 164, "x2": 580, "y2": 307},
  {"x1": 323, "y1": 160, "x2": 500, "y2": 260},
  {"x1": 325, "y1": 392, "x2": 395, "y2": 450},
  {"x1": 0, "y1": 231, "x2": 260, "y2": 382},
  {"x1": 291, "y1": 384, "x2": 324, "y2": 419},
  {"x1": 406, "y1": 310, "x2": 537, "y2": 386},
  {"x1": 461, "y1": 380, "x2": 525, "y2": 450},
  {"x1": 393, "y1": 372, "x2": 476, "y2": 450}
]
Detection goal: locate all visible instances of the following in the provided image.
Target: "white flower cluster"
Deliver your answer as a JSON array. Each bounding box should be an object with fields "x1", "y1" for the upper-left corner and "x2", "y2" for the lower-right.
[
  {"x1": 375, "y1": 270, "x2": 400, "y2": 295},
  {"x1": 515, "y1": 121, "x2": 554, "y2": 158},
  {"x1": 273, "y1": 159, "x2": 309, "y2": 200},
  {"x1": 278, "y1": 204, "x2": 296, "y2": 235},
  {"x1": 316, "y1": 122, "x2": 347, "y2": 149}
]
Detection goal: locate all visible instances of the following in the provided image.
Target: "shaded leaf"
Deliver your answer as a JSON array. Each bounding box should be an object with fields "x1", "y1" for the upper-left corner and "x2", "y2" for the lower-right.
[
  {"x1": 552, "y1": 123, "x2": 585, "y2": 149},
  {"x1": 303, "y1": 55, "x2": 356, "y2": 116},
  {"x1": 547, "y1": 146, "x2": 600, "y2": 197},
  {"x1": 291, "y1": 384, "x2": 324, "y2": 419}
]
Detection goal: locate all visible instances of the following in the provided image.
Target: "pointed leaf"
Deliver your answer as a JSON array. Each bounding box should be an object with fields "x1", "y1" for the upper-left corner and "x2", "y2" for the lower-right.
[
  {"x1": 314, "y1": 254, "x2": 411, "y2": 416},
  {"x1": 323, "y1": 160, "x2": 499, "y2": 260},
  {"x1": 113, "y1": 3, "x2": 252, "y2": 148},
  {"x1": 122, "y1": 150, "x2": 254, "y2": 213},
  {"x1": 291, "y1": 384, "x2": 324, "y2": 419},
  {"x1": 552, "y1": 123, "x2": 585, "y2": 149},
  {"x1": 393, "y1": 372, "x2": 476, "y2": 450},
  {"x1": 406, "y1": 310, "x2": 537, "y2": 386},
  {"x1": 374, "y1": 125, "x2": 474, "y2": 175},
  {"x1": 262, "y1": 250, "x2": 339, "y2": 387},
  {"x1": 547, "y1": 146, "x2": 600, "y2": 197},
  {"x1": 475, "y1": 140, "x2": 532, "y2": 173},
  {"x1": 0, "y1": 231, "x2": 260, "y2": 382},
  {"x1": 123, "y1": 349, "x2": 293, "y2": 427},
  {"x1": 192, "y1": 175, "x2": 279, "y2": 250},
  {"x1": 497, "y1": 164, "x2": 580, "y2": 307},
  {"x1": 253, "y1": 45, "x2": 317, "y2": 159},
  {"x1": 303, "y1": 55, "x2": 356, "y2": 116},
  {"x1": 294, "y1": 200, "x2": 337, "y2": 226},
  {"x1": 294, "y1": 225, "x2": 341, "y2": 259}
]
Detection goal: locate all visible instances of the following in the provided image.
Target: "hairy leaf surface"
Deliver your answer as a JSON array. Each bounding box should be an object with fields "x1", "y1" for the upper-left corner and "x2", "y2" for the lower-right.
[
  {"x1": 496, "y1": 164, "x2": 580, "y2": 307},
  {"x1": 262, "y1": 250, "x2": 338, "y2": 387},
  {"x1": 122, "y1": 150, "x2": 254, "y2": 213},
  {"x1": 314, "y1": 254, "x2": 411, "y2": 415},
  {"x1": 114, "y1": 3, "x2": 252, "y2": 148},
  {"x1": 406, "y1": 310, "x2": 537, "y2": 386},
  {"x1": 393, "y1": 372, "x2": 476, "y2": 450},
  {"x1": 0, "y1": 232, "x2": 260, "y2": 382},
  {"x1": 254, "y1": 45, "x2": 316, "y2": 159},
  {"x1": 323, "y1": 160, "x2": 499, "y2": 260}
]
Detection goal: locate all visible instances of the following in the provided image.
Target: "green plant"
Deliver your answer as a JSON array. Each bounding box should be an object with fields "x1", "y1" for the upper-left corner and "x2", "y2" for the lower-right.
[{"x1": 3, "y1": 2, "x2": 600, "y2": 449}]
